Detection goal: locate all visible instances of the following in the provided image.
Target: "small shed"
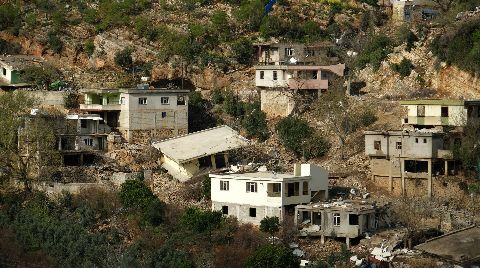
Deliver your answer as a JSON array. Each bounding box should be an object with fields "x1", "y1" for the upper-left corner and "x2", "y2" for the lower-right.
[{"x1": 152, "y1": 125, "x2": 250, "y2": 181}]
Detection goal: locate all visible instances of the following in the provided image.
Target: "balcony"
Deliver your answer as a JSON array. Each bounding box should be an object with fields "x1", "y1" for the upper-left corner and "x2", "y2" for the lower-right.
[
  {"x1": 287, "y1": 79, "x2": 328, "y2": 90},
  {"x1": 79, "y1": 103, "x2": 121, "y2": 111}
]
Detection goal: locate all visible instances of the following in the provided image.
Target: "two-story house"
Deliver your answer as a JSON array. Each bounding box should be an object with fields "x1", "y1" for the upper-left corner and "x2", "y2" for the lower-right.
[
  {"x1": 79, "y1": 85, "x2": 189, "y2": 143},
  {"x1": 365, "y1": 130, "x2": 455, "y2": 197},
  {"x1": 400, "y1": 99, "x2": 480, "y2": 131},
  {"x1": 210, "y1": 164, "x2": 328, "y2": 225},
  {"x1": 390, "y1": 0, "x2": 439, "y2": 23},
  {"x1": 253, "y1": 42, "x2": 345, "y2": 117},
  {"x1": 0, "y1": 55, "x2": 44, "y2": 89}
]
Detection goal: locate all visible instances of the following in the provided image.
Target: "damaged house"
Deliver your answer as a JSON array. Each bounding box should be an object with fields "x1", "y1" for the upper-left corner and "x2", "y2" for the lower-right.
[
  {"x1": 253, "y1": 42, "x2": 345, "y2": 117},
  {"x1": 0, "y1": 55, "x2": 44, "y2": 89},
  {"x1": 210, "y1": 164, "x2": 329, "y2": 225},
  {"x1": 295, "y1": 200, "x2": 382, "y2": 247},
  {"x1": 152, "y1": 126, "x2": 249, "y2": 181},
  {"x1": 390, "y1": 0, "x2": 439, "y2": 23},
  {"x1": 79, "y1": 85, "x2": 189, "y2": 143}
]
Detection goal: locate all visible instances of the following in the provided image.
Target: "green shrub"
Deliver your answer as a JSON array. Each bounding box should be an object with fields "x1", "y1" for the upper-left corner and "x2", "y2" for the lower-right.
[
  {"x1": 119, "y1": 179, "x2": 156, "y2": 210},
  {"x1": 84, "y1": 40, "x2": 95, "y2": 56},
  {"x1": 391, "y1": 58, "x2": 414, "y2": 78},
  {"x1": 181, "y1": 207, "x2": 223, "y2": 234},
  {"x1": 242, "y1": 104, "x2": 269, "y2": 141},
  {"x1": 202, "y1": 176, "x2": 211, "y2": 200},
  {"x1": 188, "y1": 91, "x2": 218, "y2": 132},
  {"x1": 19, "y1": 65, "x2": 61, "y2": 89},
  {"x1": 211, "y1": 89, "x2": 225, "y2": 104},
  {"x1": 0, "y1": 3, "x2": 22, "y2": 35},
  {"x1": 276, "y1": 116, "x2": 313, "y2": 156},
  {"x1": 0, "y1": 39, "x2": 21, "y2": 54},
  {"x1": 246, "y1": 244, "x2": 299, "y2": 268},
  {"x1": 64, "y1": 92, "x2": 80, "y2": 109},
  {"x1": 223, "y1": 90, "x2": 244, "y2": 116},
  {"x1": 356, "y1": 34, "x2": 393, "y2": 70},
  {"x1": 235, "y1": 0, "x2": 265, "y2": 31},
  {"x1": 134, "y1": 17, "x2": 158, "y2": 42},
  {"x1": 231, "y1": 37, "x2": 254, "y2": 65},
  {"x1": 47, "y1": 31, "x2": 63, "y2": 53},
  {"x1": 302, "y1": 135, "x2": 331, "y2": 160},
  {"x1": 397, "y1": 26, "x2": 418, "y2": 51},
  {"x1": 260, "y1": 216, "x2": 280, "y2": 237},
  {"x1": 114, "y1": 48, "x2": 134, "y2": 71},
  {"x1": 52, "y1": 10, "x2": 66, "y2": 30}
]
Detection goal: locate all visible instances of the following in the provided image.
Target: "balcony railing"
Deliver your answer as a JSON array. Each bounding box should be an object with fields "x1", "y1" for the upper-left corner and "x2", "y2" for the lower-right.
[
  {"x1": 79, "y1": 103, "x2": 121, "y2": 111},
  {"x1": 287, "y1": 79, "x2": 328, "y2": 90}
]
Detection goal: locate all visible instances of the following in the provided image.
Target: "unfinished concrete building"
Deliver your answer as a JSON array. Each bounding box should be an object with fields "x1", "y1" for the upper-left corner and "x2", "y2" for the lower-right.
[
  {"x1": 0, "y1": 55, "x2": 44, "y2": 89},
  {"x1": 390, "y1": 0, "x2": 439, "y2": 23},
  {"x1": 210, "y1": 164, "x2": 329, "y2": 225},
  {"x1": 295, "y1": 200, "x2": 380, "y2": 247},
  {"x1": 79, "y1": 86, "x2": 189, "y2": 143},
  {"x1": 152, "y1": 126, "x2": 249, "y2": 181},
  {"x1": 253, "y1": 42, "x2": 345, "y2": 117},
  {"x1": 365, "y1": 130, "x2": 456, "y2": 197}
]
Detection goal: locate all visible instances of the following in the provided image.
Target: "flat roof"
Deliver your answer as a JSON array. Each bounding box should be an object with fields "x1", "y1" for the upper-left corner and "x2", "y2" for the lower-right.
[
  {"x1": 210, "y1": 171, "x2": 307, "y2": 181},
  {"x1": 364, "y1": 130, "x2": 445, "y2": 137},
  {"x1": 415, "y1": 226, "x2": 480, "y2": 265},
  {"x1": 80, "y1": 88, "x2": 190, "y2": 94},
  {"x1": 254, "y1": 63, "x2": 345, "y2": 76},
  {"x1": 152, "y1": 125, "x2": 249, "y2": 164},
  {"x1": 0, "y1": 55, "x2": 44, "y2": 70},
  {"x1": 399, "y1": 99, "x2": 465, "y2": 106},
  {"x1": 297, "y1": 200, "x2": 377, "y2": 212}
]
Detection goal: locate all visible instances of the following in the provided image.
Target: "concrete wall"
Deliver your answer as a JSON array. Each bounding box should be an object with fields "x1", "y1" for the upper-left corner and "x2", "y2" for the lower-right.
[
  {"x1": 404, "y1": 104, "x2": 467, "y2": 127},
  {"x1": 370, "y1": 158, "x2": 402, "y2": 178},
  {"x1": 26, "y1": 91, "x2": 66, "y2": 108},
  {"x1": 255, "y1": 69, "x2": 289, "y2": 88},
  {"x1": 260, "y1": 89, "x2": 295, "y2": 117},
  {"x1": 212, "y1": 201, "x2": 282, "y2": 225},
  {"x1": 301, "y1": 164, "x2": 329, "y2": 200}
]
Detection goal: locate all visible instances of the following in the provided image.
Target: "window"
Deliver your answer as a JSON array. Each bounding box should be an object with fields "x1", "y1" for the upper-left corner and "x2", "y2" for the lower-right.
[
  {"x1": 84, "y1": 138, "x2": 93, "y2": 146},
  {"x1": 396, "y1": 142, "x2": 402, "y2": 149},
  {"x1": 246, "y1": 182, "x2": 257, "y2": 193},
  {"x1": 417, "y1": 105, "x2": 425, "y2": 117},
  {"x1": 302, "y1": 181, "x2": 308, "y2": 195},
  {"x1": 349, "y1": 214, "x2": 359, "y2": 225},
  {"x1": 302, "y1": 211, "x2": 310, "y2": 222},
  {"x1": 374, "y1": 141, "x2": 381, "y2": 150},
  {"x1": 177, "y1": 95, "x2": 186, "y2": 105},
  {"x1": 260, "y1": 71, "x2": 264, "y2": 79},
  {"x1": 272, "y1": 183, "x2": 281, "y2": 193},
  {"x1": 161, "y1": 97, "x2": 169, "y2": 105},
  {"x1": 2, "y1": 68, "x2": 5, "y2": 76},
  {"x1": 285, "y1": 47, "x2": 294, "y2": 56},
  {"x1": 273, "y1": 71, "x2": 278, "y2": 81},
  {"x1": 120, "y1": 97, "x2": 126, "y2": 105},
  {"x1": 415, "y1": 138, "x2": 419, "y2": 143},
  {"x1": 220, "y1": 180, "x2": 229, "y2": 191},
  {"x1": 80, "y1": 120, "x2": 87, "y2": 128},
  {"x1": 441, "y1": 106, "x2": 448, "y2": 117},
  {"x1": 138, "y1": 97, "x2": 147, "y2": 105},
  {"x1": 249, "y1": 208, "x2": 257, "y2": 217},
  {"x1": 222, "y1": 206, "x2": 228, "y2": 215},
  {"x1": 333, "y1": 213, "x2": 341, "y2": 226},
  {"x1": 161, "y1": 112, "x2": 167, "y2": 118},
  {"x1": 423, "y1": 138, "x2": 427, "y2": 143}
]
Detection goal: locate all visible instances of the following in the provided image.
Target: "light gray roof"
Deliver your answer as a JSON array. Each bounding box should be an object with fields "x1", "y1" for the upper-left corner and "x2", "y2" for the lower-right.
[
  {"x1": 0, "y1": 55, "x2": 44, "y2": 70},
  {"x1": 210, "y1": 172, "x2": 305, "y2": 181},
  {"x1": 152, "y1": 125, "x2": 250, "y2": 163}
]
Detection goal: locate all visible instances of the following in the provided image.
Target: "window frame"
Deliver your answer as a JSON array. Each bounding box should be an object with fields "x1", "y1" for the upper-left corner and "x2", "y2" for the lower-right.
[
  {"x1": 260, "y1": 71, "x2": 264, "y2": 79},
  {"x1": 333, "y1": 213, "x2": 341, "y2": 226},
  {"x1": 373, "y1": 140, "x2": 381, "y2": 150},
  {"x1": 396, "y1": 142, "x2": 402, "y2": 149},
  {"x1": 302, "y1": 181, "x2": 309, "y2": 195},
  {"x1": 161, "y1": 97, "x2": 169, "y2": 105},
  {"x1": 220, "y1": 180, "x2": 229, "y2": 191},
  {"x1": 246, "y1": 182, "x2": 257, "y2": 193},
  {"x1": 273, "y1": 71, "x2": 278, "y2": 81},
  {"x1": 249, "y1": 207, "x2": 257, "y2": 217},
  {"x1": 138, "y1": 97, "x2": 147, "y2": 105},
  {"x1": 161, "y1": 112, "x2": 167, "y2": 118}
]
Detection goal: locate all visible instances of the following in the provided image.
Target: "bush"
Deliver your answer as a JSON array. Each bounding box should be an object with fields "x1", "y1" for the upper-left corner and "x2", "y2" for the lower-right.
[
  {"x1": 19, "y1": 65, "x2": 61, "y2": 89},
  {"x1": 397, "y1": 26, "x2": 418, "y2": 52},
  {"x1": 242, "y1": 104, "x2": 269, "y2": 141},
  {"x1": 181, "y1": 207, "x2": 223, "y2": 234},
  {"x1": 260, "y1": 216, "x2": 280, "y2": 237},
  {"x1": 246, "y1": 244, "x2": 299, "y2": 268},
  {"x1": 84, "y1": 40, "x2": 95, "y2": 56},
  {"x1": 64, "y1": 92, "x2": 80, "y2": 109},
  {"x1": 235, "y1": 0, "x2": 265, "y2": 31},
  {"x1": 223, "y1": 90, "x2": 244, "y2": 117},
  {"x1": 188, "y1": 91, "x2": 218, "y2": 132},
  {"x1": 231, "y1": 37, "x2": 254, "y2": 65},
  {"x1": 0, "y1": 39, "x2": 21, "y2": 54},
  {"x1": 276, "y1": 116, "x2": 313, "y2": 156},
  {"x1": 114, "y1": 48, "x2": 134, "y2": 71},
  {"x1": 134, "y1": 17, "x2": 158, "y2": 42},
  {"x1": 356, "y1": 34, "x2": 392, "y2": 70},
  {"x1": 202, "y1": 176, "x2": 211, "y2": 200},
  {"x1": 47, "y1": 31, "x2": 63, "y2": 53},
  {"x1": 211, "y1": 89, "x2": 225, "y2": 104},
  {"x1": 302, "y1": 135, "x2": 331, "y2": 160},
  {"x1": 391, "y1": 58, "x2": 414, "y2": 78},
  {"x1": 0, "y1": 4, "x2": 21, "y2": 35}
]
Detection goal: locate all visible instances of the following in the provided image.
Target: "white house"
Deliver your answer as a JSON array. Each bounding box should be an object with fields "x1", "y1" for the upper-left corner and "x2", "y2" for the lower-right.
[
  {"x1": 210, "y1": 164, "x2": 329, "y2": 225},
  {"x1": 0, "y1": 55, "x2": 44, "y2": 88}
]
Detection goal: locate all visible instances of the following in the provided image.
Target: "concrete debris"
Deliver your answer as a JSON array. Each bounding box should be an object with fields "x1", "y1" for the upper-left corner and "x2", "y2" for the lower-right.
[
  {"x1": 289, "y1": 242, "x2": 299, "y2": 249},
  {"x1": 293, "y1": 248, "x2": 305, "y2": 257}
]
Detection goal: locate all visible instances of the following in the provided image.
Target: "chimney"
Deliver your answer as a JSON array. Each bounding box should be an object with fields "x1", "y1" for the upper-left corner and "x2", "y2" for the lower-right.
[{"x1": 293, "y1": 163, "x2": 301, "y2": 176}]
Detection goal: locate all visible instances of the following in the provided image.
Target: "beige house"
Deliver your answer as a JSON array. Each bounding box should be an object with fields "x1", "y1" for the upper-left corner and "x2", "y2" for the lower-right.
[
  {"x1": 79, "y1": 86, "x2": 189, "y2": 143},
  {"x1": 152, "y1": 126, "x2": 250, "y2": 181},
  {"x1": 254, "y1": 41, "x2": 338, "y2": 66},
  {"x1": 0, "y1": 55, "x2": 44, "y2": 89},
  {"x1": 365, "y1": 130, "x2": 455, "y2": 197},
  {"x1": 210, "y1": 164, "x2": 329, "y2": 225},
  {"x1": 390, "y1": 0, "x2": 439, "y2": 23},
  {"x1": 295, "y1": 200, "x2": 380, "y2": 247},
  {"x1": 400, "y1": 99, "x2": 480, "y2": 131}
]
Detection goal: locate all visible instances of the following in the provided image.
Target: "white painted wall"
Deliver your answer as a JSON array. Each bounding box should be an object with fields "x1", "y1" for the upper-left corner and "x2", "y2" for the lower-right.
[
  {"x1": 255, "y1": 69, "x2": 289, "y2": 88},
  {"x1": 404, "y1": 104, "x2": 467, "y2": 126}
]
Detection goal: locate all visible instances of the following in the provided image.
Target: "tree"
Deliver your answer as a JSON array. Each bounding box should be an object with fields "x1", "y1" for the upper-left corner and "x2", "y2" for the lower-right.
[
  {"x1": 260, "y1": 216, "x2": 280, "y2": 243},
  {"x1": 315, "y1": 89, "x2": 377, "y2": 159},
  {"x1": 246, "y1": 244, "x2": 299, "y2": 268},
  {"x1": 231, "y1": 38, "x2": 254, "y2": 65},
  {"x1": 19, "y1": 65, "x2": 61, "y2": 90},
  {"x1": 391, "y1": 58, "x2": 414, "y2": 78},
  {"x1": 181, "y1": 207, "x2": 223, "y2": 234},
  {"x1": 47, "y1": 31, "x2": 63, "y2": 53},
  {"x1": 0, "y1": 92, "x2": 62, "y2": 190},
  {"x1": 449, "y1": 122, "x2": 480, "y2": 178},
  {"x1": 242, "y1": 105, "x2": 269, "y2": 141},
  {"x1": 275, "y1": 116, "x2": 313, "y2": 156},
  {"x1": 114, "y1": 48, "x2": 134, "y2": 71}
]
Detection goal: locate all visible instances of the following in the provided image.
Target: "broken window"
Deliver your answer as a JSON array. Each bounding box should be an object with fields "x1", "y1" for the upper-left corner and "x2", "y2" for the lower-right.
[
  {"x1": 222, "y1": 206, "x2": 228, "y2": 215},
  {"x1": 260, "y1": 71, "x2": 264, "y2": 79},
  {"x1": 302, "y1": 211, "x2": 310, "y2": 222},
  {"x1": 396, "y1": 142, "x2": 402, "y2": 149},
  {"x1": 287, "y1": 182, "x2": 300, "y2": 197},
  {"x1": 333, "y1": 213, "x2": 341, "y2": 226},
  {"x1": 177, "y1": 95, "x2": 186, "y2": 105},
  {"x1": 120, "y1": 97, "x2": 126, "y2": 105},
  {"x1": 220, "y1": 180, "x2": 229, "y2": 191},
  {"x1": 313, "y1": 212, "x2": 321, "y2": 225},
  {"x1": 161, "y1": 97, "x2": 169, "y2": 105},
  {"x1": 198, "y1": 155, "x2": 212, "y2": 168},
  {"x1": 2, "y1": 68, "x2": 5, "y2": 76},
  {"x1": 268, "y1": 183, "x2": 281, "y2": 197},
  {"x1": 404, "y1": 160, "x2": 429, "y2": 173},
  {"x1": 441, "y1": 106, "x2": 449, "y2": 117},
  {"x1": 246, "y1": 182, "x2": 257, "y2": 193},
  {"x1": 374, "y1": 141, "x2": 381, "y2": 150},
  {"x1": 138, "y1": 97, "x2": 147, "y2": 105},
  {"x1": 80, "y1": 120, "x2": 87, "y2": 128},
  {"x1": 249, "y1": 208, "x2": 256, "y2": 217},
  {"x1": 215, "y1": 154, "x2": 226, "y2": 168},
  {"x1": 302, "y1": 181, "x2": 308, "y2": 195},
  {"x1": 417, "y1": 105, "x2": 425, "y2": 117},
  {"x1": 84, "y1": 138, "x2": 93, "y2": 146},
  {"x1": 273, "y1": 71, "x2": 278, "y2": 81},
  {"x1": 349, "y1": 214, "x2": 359, "y2": 225},
  {"x1": 161, "y1": 112, "x2": 167, "y2": 118}
]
